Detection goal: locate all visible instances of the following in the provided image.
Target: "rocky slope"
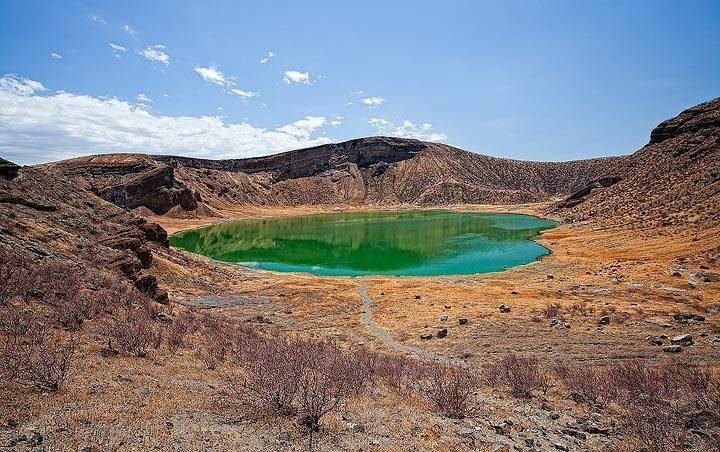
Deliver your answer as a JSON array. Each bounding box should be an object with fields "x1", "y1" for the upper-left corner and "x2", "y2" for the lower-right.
[
  {"x1": 0, "y1": 162, "x2": 169, "y2": 300},
  {"x1": 44, "y1": 137, "x2": 629, "y2": 215},
  {"x1": 557, "y1": 97, "x2": 720, "y2": 229}
]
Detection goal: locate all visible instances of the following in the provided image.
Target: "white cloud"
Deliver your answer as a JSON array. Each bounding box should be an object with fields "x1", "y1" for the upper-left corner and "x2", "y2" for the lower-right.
[
  {"x1": 51, "y1": 52, "x2": 63, "y2": 60},
  {"x1": 368, "y1": 117, "x2": 447, "y2": 142},
  {"x1": 123, "y1": 24, "x2": 136, "y2": 35},
  {"x1": 195, "y1": 66, "x2": 257, "y2": 99},
  {"x1": 230, "y1": 89, "x2": 256, "y2": 99},
  {"x1": 139, "y1": 45, "x2": 170, "y2": 66},
  {"x1": 0, "y1": 74, "x2": 47, "y2": 96},
  {"x1": 194, "y1": 66, "x2": 230, "y2": 87},
  {"x1": 345, "y1": 102, "x2": 354, "y2": 106},
  {"x1": 88, "y1": 15, "x2": 106, "y2": 24},
  {"x1": 330, "y1": 116, "x2": 343, "y2": 127},
  {"x1": 259, "y1": 51, "x2": 275, "y2": 64},
  {"x1": 361, "y1": 96, "x2": 384, "y2": 106},
  {"x1": 0, "y1": 74, "x2": 331, "y2": 164},
  {"x1": 109, "y1": 43, "x2": 127, "y2": 53},
  {"x1": 275, "y1": 116, "x2": 326, "y2": 138},
  {"x1": 136, "y1": 93, "x2": 153, "y2": 103},
  {"x1": 283, "y1": 70, "x2": 310, "y2": 85}
]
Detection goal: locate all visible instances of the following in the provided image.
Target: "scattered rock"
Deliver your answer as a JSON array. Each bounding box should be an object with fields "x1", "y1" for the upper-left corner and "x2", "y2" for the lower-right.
[
  {"x1": 156, "y1": 312, "x2": 174, "y2": 323},
  {"x1": 674, "y1": 312, "x2": 705, "y2": 323},
  {"x1": 437, "y1": 328, "x2": 448, "y2": 339},
  {"x1": 457, "y1": 427, "x2": 475, "y2": 438},
  {"x1": 491, "y1": 421, "x2": 513, "y2": 435},
  {"x1": 598, "y1": 315, "x2": 610, "y2": 325},
  {"x1": 380, "y1": 291, "x2": 385, "y2": 296},
  {"x1": 420, "y1": 333, "x2": 433, "y2": 340},
  {"x1": 671, "y1": 334, "x2": 693, "y2": 346},
  {"x1": 549, "y1": 411, "x2": 560, "y2": 421},
  {"x1": 648, "y1": 336, "x2": 664, "y2": 346},
  {"x1": 440, "y1": 315, "x2": 448, "y2": 322},
  {"x1": 29, "y1": 432, "x2": 43, "y2": 447},
  {"x1": 490, "y1": 442, "x2": 510, "y2": 452},
  {"x1": 562, "y1": 428, "x2": 587, "y2": 440},
  {"x1": 554, "y1": 443, "x2": 569, "y2": 451},
  {"x1": 547, "y1": 275, "x2": 554, "y2": 280},
  {"x1": 663, "y1": 345, "x2": 683, "y2": 353},
  {"x1": 499, "y1": 304, "x2": 511, "y2": 313},
  {"x1": 459, "y1": 318, "x2": 468, "y2": 325},
  {"x1": 414, "y1": 295, "x2": 421, "y2": 300}
]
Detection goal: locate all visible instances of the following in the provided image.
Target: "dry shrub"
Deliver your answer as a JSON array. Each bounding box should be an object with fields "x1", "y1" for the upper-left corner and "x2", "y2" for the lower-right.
[
  {"x1": 489, "y1": 354, "x2": 549, "y2": 398},
  {"x1": 196, "y1": 317, "x2": 237, "y2": 369},
  {"x1": 541, "y1": 302, "x2": 562, "y2": 318},
  {"x1": 551, "y1": 361, "x2": 611, "y2": 405},
  {"x1": 567, "y1": 302, "x2": 593, "y2": 317},
  {"x1": 0, "y1": 249, "x2": 37, "y2": 306},
  {"x1": 231, "y1": 336, "x2": 306, "y2": 416},
  {"x1": 1, "y1": 311, "x2": 75, "y2": 391},
  {"x1": 167, "y1": 311, "x2": 196, "y2": 352},
  {"x1": 421, "y1": 361, "x2": 475, "y2": 418},
  {"x1": 374, "y1": 354, "x2": 423, "y2": 397},
  {"x1": 105, "y1": 307, "x2": 162, "y2": 357},
  {"x1": 619, "y1": 396, "x2": 684, "y2": 452}
]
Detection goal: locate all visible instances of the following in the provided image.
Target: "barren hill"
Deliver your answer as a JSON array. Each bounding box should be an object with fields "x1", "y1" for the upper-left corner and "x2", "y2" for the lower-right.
[{"x1": 44, "y1": 137, "x2": 629, "y2": 215}]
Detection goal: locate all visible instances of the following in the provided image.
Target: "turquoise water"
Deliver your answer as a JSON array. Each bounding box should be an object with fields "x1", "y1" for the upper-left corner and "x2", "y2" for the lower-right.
[{"x1": 169, "y1": 210, "x2": 556, "y2": 276}]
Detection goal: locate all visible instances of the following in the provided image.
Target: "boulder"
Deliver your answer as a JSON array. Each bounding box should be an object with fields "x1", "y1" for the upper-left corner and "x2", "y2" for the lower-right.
[
  {"x1": 673, "y1": 312, "x2": 705, "y2": 323},
  {"x1": 671, "y1": 334, "x2": 693, "y2": 346},
  {"x1": 499, "y1": 304, "x2": 511, "y2": 313},
  {"x1": 0, "y1": 157, "x2": 20, "y2": 180},
  {"x1": 437, "y1": 328, "x2": 448, "y2": 339}
]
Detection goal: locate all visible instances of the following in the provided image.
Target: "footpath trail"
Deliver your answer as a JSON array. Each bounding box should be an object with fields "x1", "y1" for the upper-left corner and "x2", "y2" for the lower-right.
[{"x1": 356, "y1": 279, "x2": 457, "y2": 363}]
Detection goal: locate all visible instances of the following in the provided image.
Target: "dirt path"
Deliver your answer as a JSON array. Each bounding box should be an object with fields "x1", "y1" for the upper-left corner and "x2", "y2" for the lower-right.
[{"x1": 356, "y1": 279, "x2": 450, "y2": 362}]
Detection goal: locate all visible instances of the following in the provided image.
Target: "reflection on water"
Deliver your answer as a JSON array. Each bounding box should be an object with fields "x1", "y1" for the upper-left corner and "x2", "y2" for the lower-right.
[{"x1": 169, "y1": 210, "x2": 556, "y2": 276}]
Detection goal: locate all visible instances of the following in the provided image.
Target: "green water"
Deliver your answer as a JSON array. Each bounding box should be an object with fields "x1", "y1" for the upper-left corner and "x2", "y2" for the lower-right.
[{"x1": 169, "y1": 210, "x2": 556, "y2": 276}]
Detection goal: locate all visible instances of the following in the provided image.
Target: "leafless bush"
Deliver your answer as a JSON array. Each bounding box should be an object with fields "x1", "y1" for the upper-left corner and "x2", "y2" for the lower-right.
[
  {"x1": 0, "y1": 249, "x2": 38, "y2": 306},
  {"x1": 196, "y1": 317, "x2": 236, "y2": 369},
  {"x1": 490, "y1": 354, "x2": 549, "y2": 398},
  {"x1": 551, "y1": 362, "x2": 611, "y2": 405},
  {"x1": 297, "y1": 340, "x2": 353, "y2": 433},
  {"x1": 421, "y1": 361, "x2": 475, "y2": 418},
  {"x1": 374, "y1": 354, "x2": 423, "y2": 397},
  {"x1": 105, "y1": 308, "x2": 162, "y2": 357},
  {"x1": 541, "y1": 302, "x2": 562, "y2": 318},
  {"x1": 1, "y1": 317, "x2": 75, "y2": 391},
  {"x1": 15, "y1": 325, "x2": 76, "y2": 392},
  {"x1": 167, "y1": 311, "x2": 196, "y2": 352},
  {"x1": 231, "y1": 337, "x2": 308, "y2": 416}
]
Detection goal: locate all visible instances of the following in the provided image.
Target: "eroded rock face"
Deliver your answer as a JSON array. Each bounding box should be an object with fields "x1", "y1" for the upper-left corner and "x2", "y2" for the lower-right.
[
  {"x1": 0, "y1": 157, "x2": 20, "y2": 180},
  {"x1": 99, "y1": 166, "x2": 197, "y2": 214}
]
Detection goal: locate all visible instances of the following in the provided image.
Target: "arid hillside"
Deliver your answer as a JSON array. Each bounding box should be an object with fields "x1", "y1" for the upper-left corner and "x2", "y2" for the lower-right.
[
  {"x1": 44, "y1": 137, "x2": 629, "y2": 216},
  {"x1": 557, "y1": 97, "x2": 720, "y2": 229}
]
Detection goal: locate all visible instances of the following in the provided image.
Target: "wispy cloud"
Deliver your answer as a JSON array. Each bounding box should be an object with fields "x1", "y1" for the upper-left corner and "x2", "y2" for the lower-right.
[
  {"x1": 51, "y1": 52, "x2": 63, "y2": 60},
  {"x1": 283, "y1": 70, "x2": 310, "y2": 85},
  {"x1": 0, "y1": 74, "x2": 47, "y2": 96},
  {"x1": 0, "y1": 74, "x2": 331, "y2": 164},
  {"x1": 123, "y1": 24, "x2": 136, "y2": 35},
  {"x1": 88, "y1": 14, "x2": 106, "y2": 25},
  {"x1": 136, "y1": 93, "x2": 153, "y2": 103},
  {"x1": 194, "y1": 66, "x2": 257, "y2": 99},
  {"x1": 276, "y1": 116, "x2": 326, "y2": 138},
  {"x1": 194, "y1": 66, "x2": 231, "y2": 87},
  {"x1": 368, "y1": 117, "x2": 447, "y2": 141},
  {"x1": 259, "y1": 51, "x2": 275, "y2": 64},
  {"x1": 361, "y1": 96, "x2": 384, "y2": 106},
  {"x1": 109, "y1": 42, "x2": 127, "y2": 58},
  {"x1": 330, "y1": 116, "x2": 343, "y2": 127},
  {"x1": 139, "y1": 45, "x2": 170, "y2": 66}
]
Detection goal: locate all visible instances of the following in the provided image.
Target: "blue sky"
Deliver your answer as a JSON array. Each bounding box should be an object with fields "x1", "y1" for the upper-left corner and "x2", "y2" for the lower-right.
[{"x1": 1, "y1": 0, "x2": 718, "y2": 164}]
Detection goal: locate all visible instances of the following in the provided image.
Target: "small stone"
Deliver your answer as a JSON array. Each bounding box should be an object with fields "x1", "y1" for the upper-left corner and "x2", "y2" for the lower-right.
[
  {"x1": 524, "y1": 438, "x2": 535, "y2": 448},
  {"x1": 554, "y1": 443, "x2": 568, "y2": 451},
  {"x1": 156, "y1": 312, "x2": 173, "y2": 323},
  {"x1": 547, "y1": 275, "x2": 554, "y2": 279},
  {"x1": 29, "y1": 432, "x2": 43, "y2": 447},
  {"x1": 457, "y1": 427, "x2": 475, "y2": 438},
  {"x1": 674, "y1": 313, "x2": 705, "y2": 323},
  {"x1": 713, "y1": 336, "x2": 720, "y2": 343},
  {"x1": 440, "y1": 315, "x2": 448, "y2": 322},
  {"x1": 491, "y1": 442, "x2": 510, "y2": 452},
  {"x1": 437, "y1": 328, "x2": 448, "y2": 339},
  {"x1": 663, "y1": 345, "x2": 683, "y2": 353},
  {"x1": 499, "y1": 304, "x2": 511, "y2": 313},
  {"x1": 458, "y1": 318, "x2": 468, "y2": 325},
  {"x1": 414, "y1": 295, "x2": 421, "y2": 300},
  {"x1": 549, "y1": 411, "x2": 560, "y2": 420},
  {"x1": 420, "y1": 333, "x2": 433, "y2": 340},
  {"x1": 380, "y1": 291, "x2": 385, "y2": 295},
  {"x1": 700, "y1": 330, "x2": 708, "y2": 337},
  {"x1": 671, "y1": 334, "x2": 693, "y2": 346},
  {"x1": 598, "y1": 316, "x2": 610, "y2": 325},
  {"x1": 444, "y1": 305, "x2": 451, "y2": 310}
]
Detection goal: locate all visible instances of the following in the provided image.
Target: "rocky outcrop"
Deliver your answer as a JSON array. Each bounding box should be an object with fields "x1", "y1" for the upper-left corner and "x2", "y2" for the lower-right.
[
  {"x1": 98, "y1": 166, "x2": 197, "y2": 215},
  {"x1": 0, "y1": 165, "x2": 170, "y2": 300},
  {"x1": 0, "y1": 157, "x2": 20, "y2": 180},
  {"x1": 559, "y1": 97, "x2": 720, "y2": 228},
  {"x1": 557, "y1": 176, "x2": 622, "y2": 208}
]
